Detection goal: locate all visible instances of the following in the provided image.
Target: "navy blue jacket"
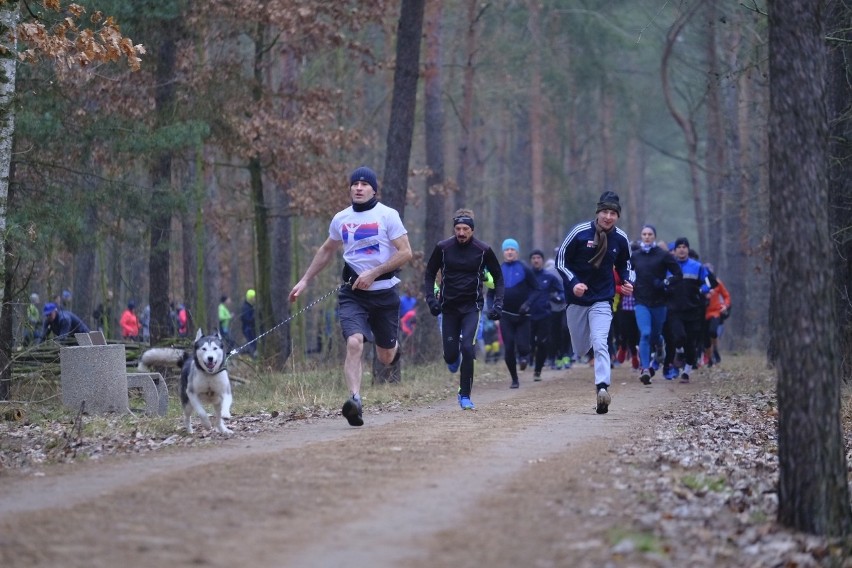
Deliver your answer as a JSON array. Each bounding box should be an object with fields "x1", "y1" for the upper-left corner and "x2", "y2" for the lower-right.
[
  {"x1": 495, "y1": 260, "x2": 544, "y2": 316},
  {"x1": 529, "y1": 267, "x2": 564, "y2": 321},
  {"x1": 40, "y1": 309, "x2": 90, "y2": 342},
  {"x1": 667, "y1": 257, "x2": 715, "y2": 313},
  {"x1": 556, "y1": 220, "x2": 634, "y2": 306}
]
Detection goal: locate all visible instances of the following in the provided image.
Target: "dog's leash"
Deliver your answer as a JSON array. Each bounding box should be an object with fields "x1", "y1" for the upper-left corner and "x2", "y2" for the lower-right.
[{"x1": 226, "y1": 281, "x2": 350, "y2": 362}]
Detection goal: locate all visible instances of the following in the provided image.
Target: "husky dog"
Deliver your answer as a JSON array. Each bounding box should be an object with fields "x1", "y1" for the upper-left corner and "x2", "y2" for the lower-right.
[
  {"x1": 138, "y1": 347, "x2": 189, "y2": 372},
  {"x1": 180, "y1": 329, "x2": 233, "y2": 435}
]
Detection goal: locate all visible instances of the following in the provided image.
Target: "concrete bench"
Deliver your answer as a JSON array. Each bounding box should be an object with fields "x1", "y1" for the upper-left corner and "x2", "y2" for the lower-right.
[{"x1": 59, "y1": 332, "x2": 168, "y2": 416}]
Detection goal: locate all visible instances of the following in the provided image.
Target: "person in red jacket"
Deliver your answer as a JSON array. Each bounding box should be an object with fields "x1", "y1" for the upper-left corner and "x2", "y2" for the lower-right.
[
  {"x1": 120, "y1": 301, "x2": 140, "y2": 341},
  {"x1": 704, "y1": 267, "x2": 731, "y2": 366}
]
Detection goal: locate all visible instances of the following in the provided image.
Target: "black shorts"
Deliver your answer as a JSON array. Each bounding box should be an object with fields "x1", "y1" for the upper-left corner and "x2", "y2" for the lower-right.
[{"x1": 337, "y1": 286, "x2": 400, "y2": 349}]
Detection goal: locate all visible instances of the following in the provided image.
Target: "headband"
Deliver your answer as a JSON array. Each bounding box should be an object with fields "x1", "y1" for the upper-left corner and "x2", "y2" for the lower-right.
[{"x1": 453, "y1": 216, "x2": 475, "y2": 230}]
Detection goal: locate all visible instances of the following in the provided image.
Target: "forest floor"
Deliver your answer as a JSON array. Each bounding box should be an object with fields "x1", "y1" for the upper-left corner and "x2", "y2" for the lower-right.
[{"x1": 0, "y1": 354, "x2": 851, "y2": 568}]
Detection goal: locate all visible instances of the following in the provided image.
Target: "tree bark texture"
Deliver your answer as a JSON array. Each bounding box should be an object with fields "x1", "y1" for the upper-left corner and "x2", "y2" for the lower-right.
[
  {"x1": 768, "y1": 0, "x2": 852, "y2": 536},
  {"x1": 826, "y1": 1, "x2": 852, "y2": 378},
  {"x1": 662, "y1": 0, "x2": 706, "y2": 253},
  {"x1": 704, "y1": 2, "x2": 725, "y2": 267},
  {"x1": 423, "y1": 0, "x2": 447, "y2": 252},
  {"x1": 0, "y1": 4, "x2": 17, "y2": 400},
  {"x1": 382, "y1": 0, "x2": 425, "y2": 220},
  {"x1": 528, "y1": 0, "x2": 545, "y2": 251},
  {"x1": 455, "y1": 0, "x2": 479, "y2": 209},
  {"x1": 148, "y1": 23, "x2": 178, "y2": 345}
]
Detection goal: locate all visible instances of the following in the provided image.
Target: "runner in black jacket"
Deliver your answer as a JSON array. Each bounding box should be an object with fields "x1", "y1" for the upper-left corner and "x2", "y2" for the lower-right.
[
  {"x1": 631, "y1": 224, "x2": 682, "y2": 384},
  {"x1": 423, "y1": 209, "x2": 504, "y2": 410}
]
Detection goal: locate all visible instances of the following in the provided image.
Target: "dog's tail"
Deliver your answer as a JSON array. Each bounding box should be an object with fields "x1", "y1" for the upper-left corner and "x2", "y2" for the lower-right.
[{"x1": 138, "y1": 347, "x2": 190, "y2": 372}]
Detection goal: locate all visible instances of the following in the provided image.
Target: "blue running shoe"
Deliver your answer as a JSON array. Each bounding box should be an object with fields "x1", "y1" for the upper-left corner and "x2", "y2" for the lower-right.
[
  {"x1": 664, "y1": 367, "x2": 678, "y2": 381},
  {"x1": 459, "y1": 396, "x2": 475, "y2": 410},
  {"x1": 447, "y1": 354, "x2": 462, "y2": 373}
]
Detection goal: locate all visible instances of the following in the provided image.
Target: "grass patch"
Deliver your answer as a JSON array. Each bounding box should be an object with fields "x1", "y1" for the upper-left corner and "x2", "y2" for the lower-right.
[
  {"x1": 607, "y1": 527, "x2": 665, "y2": 554},
  {"x1": 680, "y1": 473, "x2": 728, "y2": 494},
  {"x1": 1, "y1": 355, "x2": 464, "y2": 437}
]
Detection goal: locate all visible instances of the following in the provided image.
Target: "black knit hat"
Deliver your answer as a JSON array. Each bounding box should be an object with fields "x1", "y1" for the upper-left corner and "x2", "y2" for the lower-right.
[
  {"x1": 596, "y1": 191, "x2": 621, "y2": 216},
  {"x1": 674, "y1": 237, "x2": 690, "y2": 249},
  {"x1": 349, "y1": 166, "x2": 378, "y2": 194},
  {"x1": 529, "y1": 249, "x2": 545, "y2": 259}
]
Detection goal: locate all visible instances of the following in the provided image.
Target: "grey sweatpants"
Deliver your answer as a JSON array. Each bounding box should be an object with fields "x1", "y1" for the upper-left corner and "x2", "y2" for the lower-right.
[{"x1": 566, "y1": 302, "x2": 613, "y2": 387}]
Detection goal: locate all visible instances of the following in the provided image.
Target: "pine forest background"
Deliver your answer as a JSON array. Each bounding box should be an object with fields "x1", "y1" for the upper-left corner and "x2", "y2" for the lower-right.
[{"x1": 3, "y1": 1, "x2": 850, "y2": 372}]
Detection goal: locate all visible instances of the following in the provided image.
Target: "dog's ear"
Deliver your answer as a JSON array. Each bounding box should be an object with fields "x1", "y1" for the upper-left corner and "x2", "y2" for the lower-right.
[{"x1": 195, "y1": 328, "x2": 203, "y2": 340}]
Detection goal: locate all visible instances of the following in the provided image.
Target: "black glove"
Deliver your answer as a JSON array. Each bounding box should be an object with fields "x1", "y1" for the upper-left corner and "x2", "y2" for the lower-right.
[
  {"x1": 426, "y1": 297, "x2": 441, "y2": 316},
  {"x1": 487, "y1": 306, "x2": 502, "y2": 321},
  {"x1": 518, "y1": 302, "x2": 530, "y2": 316}
]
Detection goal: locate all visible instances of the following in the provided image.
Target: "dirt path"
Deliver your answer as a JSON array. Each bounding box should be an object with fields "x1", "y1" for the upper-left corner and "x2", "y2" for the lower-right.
[{"x1": 0, "y1": 365, "x2": 693, "y2": 568}]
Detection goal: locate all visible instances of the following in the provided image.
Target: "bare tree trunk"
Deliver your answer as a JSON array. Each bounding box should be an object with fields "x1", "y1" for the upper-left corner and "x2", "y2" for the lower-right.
[
  {"x1": 826, "y1": 1, "x2": 852, "y2": 378},
  {"x1": 456, "y1": 0, "x2": 482, "y2": 208},
  {"x1": 600, "y1": 88, "x2": 617, "y2": 195},
  {"x1": 624, "y1": 130, "x2": 643, "y2": 238},
  {"x1": 271, "y1": 184, "x2": 292, "y2": 364},
  {"x1": 375, "y1": 0, "x2": 424, "y2": 382},
  {"x1": 149, "y1": 22, "x2": 179, "y2": 345},
  {"x1": 423, "y1": 0, "x2": 446, "y2": 251},
  {"x1": 73, "y1": 205, "x2": 97, "y2": 329},
  {"x1": 0, "y1": 4, "x2": 18, "y2": 400},
  {"x1": 769, "y1": 0, "x2": 852, "y2": 536},
  {"x1": 527, "y1": 0, "x2": 545, "y2": 251},
  {"x1": 381, "y1": 0, "x2": 425, "y2": 219},
  {"x1": 704, "y1": 2, "x2": 725, "y2": 266},
  {"x1": 662, "y1": 1, "x2": 706, "y2": 252}
]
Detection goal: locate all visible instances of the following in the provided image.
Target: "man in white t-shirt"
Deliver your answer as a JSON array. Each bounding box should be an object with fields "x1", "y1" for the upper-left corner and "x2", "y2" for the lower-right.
[{"x1": 289, "y1": 166, "x2": 413, "y2": 426}]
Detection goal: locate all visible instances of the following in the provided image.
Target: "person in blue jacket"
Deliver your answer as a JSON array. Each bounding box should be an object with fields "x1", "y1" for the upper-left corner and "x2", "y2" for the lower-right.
[
  {"x1": 662, "y1": 238, "x2": 716, "y2": 383},
  {"x1": 493, "y1": 238, "x2": 544, "y2": 389},
  {"x1": 556, "y1": 191, "x2": 634, "y2": 414},
  {"x1": 528, "y1": 249, "x2": 564, "y2": 381},
  {"x1": 39, "y1": 302, "x2": 90, "y2": 343}
]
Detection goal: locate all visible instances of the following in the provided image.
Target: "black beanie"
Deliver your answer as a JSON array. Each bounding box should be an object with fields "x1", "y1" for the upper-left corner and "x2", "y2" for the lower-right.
[
  {"x1": 349, "y1": 166, "x2": 378, "y2": 194},
  {"x1": 529, "y1": 249, "x2": 545, "y2": 259},
  {"x1": 674, "y1": 237, "x2": 690, "y2": 249},
  {"x1": 595, "y1": 191, "x2": 621, "y2": 216}
]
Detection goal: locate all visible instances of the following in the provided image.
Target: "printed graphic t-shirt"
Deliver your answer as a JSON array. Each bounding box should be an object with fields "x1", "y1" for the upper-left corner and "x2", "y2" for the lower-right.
[{"x1": 329, "y1": 202, "x2": 408, "y2": 291}]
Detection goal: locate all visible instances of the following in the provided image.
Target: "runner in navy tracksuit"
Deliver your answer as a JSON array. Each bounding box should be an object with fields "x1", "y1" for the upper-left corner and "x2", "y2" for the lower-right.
[
  {"x1": 528, "y1": 249, "x2": 564, "y2": 380},
  {"x1": 492, "y1": 238, "x2": 544, "y2": 389},
  {"x1": 556, "y1": 191, "x2": 634, "y2": 414},
  {"x1": 423, "y1": 209, "x2": 504, "y2": 410}
]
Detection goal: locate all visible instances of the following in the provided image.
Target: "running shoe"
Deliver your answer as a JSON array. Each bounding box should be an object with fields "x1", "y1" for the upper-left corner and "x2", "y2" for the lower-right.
[
  {"x1": 341, "y1": 396, "x2": 363, "y2": 427},
  {"x1": 639, "y1": 369, "x2": 652, "y2": 385},
  {"x1": 519, "y1": 357, "x2": 528, "y2": 371},
  {"x1": 664, "y1": 367, "x2": 678, "y2": 380},
  {"x1": 459, "y1": 396, "x2": 475, "y2": 410},
  {"x1": 510, "y1": 379, "x2": 520, "y2": 389},
  {"x1": 680, "y1": 372, "x2": 690, "y2": 383},
  {"x1": 595, "y1": 384, "x2": 611, "y2": 414},
  {"x1": 533, "y1": 372, "x2": 542, "y2": 382},
  {"x1": 447, "y1": 353, "x2": 462, "y2": 373}
]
